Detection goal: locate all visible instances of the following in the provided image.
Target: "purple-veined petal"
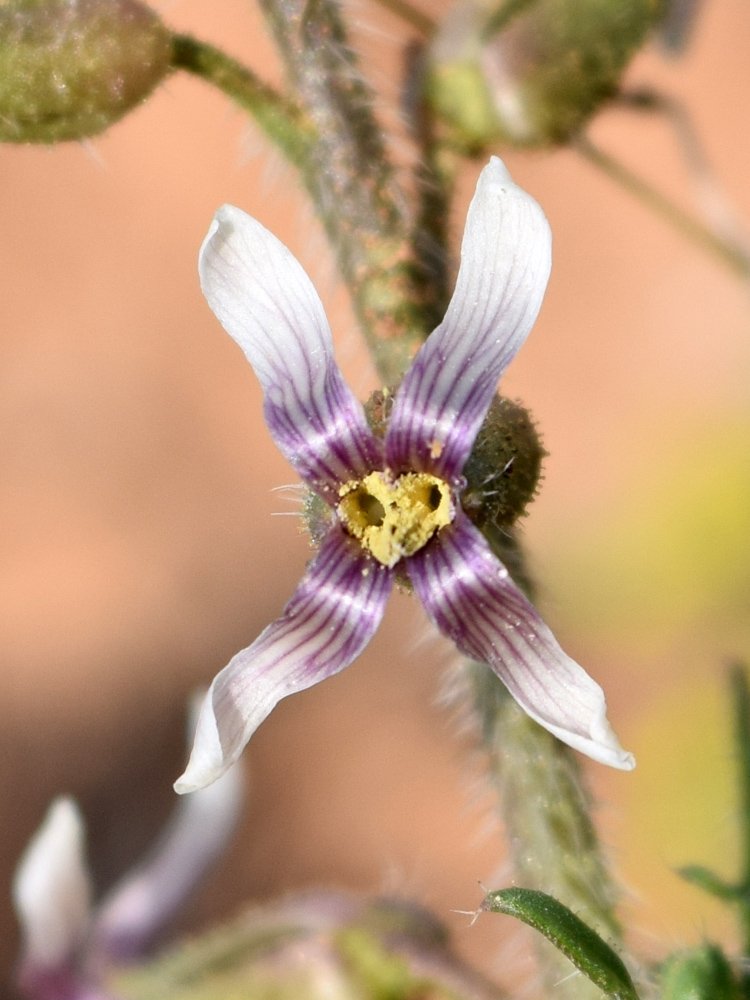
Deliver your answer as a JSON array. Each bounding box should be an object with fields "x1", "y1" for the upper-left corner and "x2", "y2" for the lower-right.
[
  {"x1": 199, "y1": 206, "x2": 381, "y2": 500},
  {"x1": 387, "y1": 157, "x2": 552, "y2": 482},
  {"x1": 175, "y1": 529, "x2": 392, "y2": 793},
  {"x1": 90, "y1": 694, "x2": 245, "y2": 963},
  {"x1": 407, "y1": 514, "x2": 635, "y2": 770},
  {"x1": 13, "y1": 799, "x2": 93, "y2": 973}
]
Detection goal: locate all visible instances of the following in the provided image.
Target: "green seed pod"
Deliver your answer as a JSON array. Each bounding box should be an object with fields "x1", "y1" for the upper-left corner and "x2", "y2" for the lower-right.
[
  {"x1": 0, "y1": 0, "x2": 172, "y2": 143},
  {"x1": 660, "y1": 944, "x2": 739, "y2": 1000},
  {"x1": 426, "y1": 0, "x2": 662, "y2": 150},
  {"x1": 112, "y1": 892, "x2": 505, "y2": 1000}
]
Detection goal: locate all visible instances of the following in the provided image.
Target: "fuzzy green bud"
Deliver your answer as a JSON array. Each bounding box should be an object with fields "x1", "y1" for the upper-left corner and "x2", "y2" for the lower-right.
[
  {"x1": 427, "y1": 0, "x2": 662, "y2": 150},
  {"x1": 461, "y1": 394, "x2": 544, "y2": 530},
  {"x1": 0, "y1": 0, "x2": 172, "y2": 143},
  {"x1": 660, "y1": 944, "x2": 739, "y2": 1000},
  {"x1": 112, "y1": 892, "x2": 504, "y2": 1000}
]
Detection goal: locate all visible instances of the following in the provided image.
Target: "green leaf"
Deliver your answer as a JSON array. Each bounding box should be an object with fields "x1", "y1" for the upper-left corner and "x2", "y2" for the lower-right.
[
  {"x1": 481, "y1": 888, "x2": 639, "y2": 1000},
  {"x1": 677, "y1": 865, "x2": 741, "y2": 902},
  {"x1": 660, "y1": 944, "x2": 739, "y2": 1000}
]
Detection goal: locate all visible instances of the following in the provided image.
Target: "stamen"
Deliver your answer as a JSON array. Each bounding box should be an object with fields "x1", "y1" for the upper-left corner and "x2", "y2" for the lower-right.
[{"x1": 337, "y1": 471, "x2": 453, "y2": 568}]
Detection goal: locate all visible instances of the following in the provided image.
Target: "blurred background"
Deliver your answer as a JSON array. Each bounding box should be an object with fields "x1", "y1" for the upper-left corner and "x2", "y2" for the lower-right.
[{"x1": 1, "y1": 0, "x2": 749, "y2": 995}]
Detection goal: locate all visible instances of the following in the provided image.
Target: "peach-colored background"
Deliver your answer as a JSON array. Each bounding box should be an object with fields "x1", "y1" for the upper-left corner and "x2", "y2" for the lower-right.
[{"x1": 2, "y1": 0, "x2": 750, "y2": 995}]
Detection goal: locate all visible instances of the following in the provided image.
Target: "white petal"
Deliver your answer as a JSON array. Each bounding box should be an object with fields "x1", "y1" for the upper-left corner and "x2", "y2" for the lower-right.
[
  {"x1": 90, "y1": 693, "x2": 245, "y2": 960},
  {"x1": 13, "y1": 798, "x2": 93, "y2": 969},
  {"x1": 408, "y1": 514, "x2": 635, "y2": 770},
  {"x1": 387, "y1": 157, "x2": 552, "y2": 481},
  {"x1": 199, "y1": 206, "x2": 381, "y2": 500},
  {"x1": 175, "y1": 529, "x2": 392, "y2": 793}
]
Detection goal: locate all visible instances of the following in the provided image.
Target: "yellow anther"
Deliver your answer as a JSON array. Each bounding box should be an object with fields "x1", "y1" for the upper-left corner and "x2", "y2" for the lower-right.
[{"x1": 337, "y1": 471, "x2": 453, "y2": 568}]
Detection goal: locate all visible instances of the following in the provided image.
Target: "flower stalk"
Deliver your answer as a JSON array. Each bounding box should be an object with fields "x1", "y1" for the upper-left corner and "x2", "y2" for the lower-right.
[
  {"x1": 575, "y1": 134, "x2": 750, "y2": 280},
  {"x1": 170, "y1": 34, "x2": 314, "y2": 171},
  {"x1": 469, "y1": 661, "x2": 629, "y2": 999},
  {"x1": 256, "y1": 0, "x2": 433, "y2": 383}
]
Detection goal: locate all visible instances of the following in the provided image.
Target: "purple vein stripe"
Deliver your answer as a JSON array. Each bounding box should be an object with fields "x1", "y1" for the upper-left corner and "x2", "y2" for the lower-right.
[
  {"x1": 407, "y1": 512, "x2": 607, "y2": 744},
  {"x1": 210, "y1": 528, "x2": 393, "y2": 760}
]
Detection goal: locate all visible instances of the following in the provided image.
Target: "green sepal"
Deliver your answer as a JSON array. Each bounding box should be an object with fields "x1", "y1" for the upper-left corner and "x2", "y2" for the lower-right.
[
  {"x1": 677, "y1": 865, "x2": 741, "y2": 902},
  {"x1": 481, "y1": 887, "x2": 639, "y2": 999},
  {"x1": 659, "y1": 944, "x2": 739, "y2": 1000}
]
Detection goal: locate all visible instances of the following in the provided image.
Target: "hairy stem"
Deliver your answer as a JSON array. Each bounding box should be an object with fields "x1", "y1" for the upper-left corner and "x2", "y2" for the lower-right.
[
  {"x1": 170, "y1": 34, "x2": 314, "y2": 170},
  {"x1": 468, "y1": 663, "x2": 630, "y2": 999},
  {"x1": 402, "y1": 40, "x2": 459, "y2": 331},
  {"x1": 464, "y1": 528, "x2": 637, "y2": 999},
  {"x1": 258, "y1": 0, "x2": 431, "y2": 383},
  {"x1": 575, "y1": 134, "x2": 750, "y2": 280}
]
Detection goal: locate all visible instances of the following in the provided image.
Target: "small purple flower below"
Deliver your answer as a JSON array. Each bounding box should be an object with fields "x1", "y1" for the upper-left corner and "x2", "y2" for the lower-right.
[
  {"x1": 176, "y1": 156, "x2": 635, "y2": 795},
  {"x1": 13, "y1": 697, "x2": 244, "y2": 1000}
]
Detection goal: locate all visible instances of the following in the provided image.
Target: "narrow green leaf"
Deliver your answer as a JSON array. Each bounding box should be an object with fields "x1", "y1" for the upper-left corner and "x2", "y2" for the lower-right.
[
  {"x1": 482, "y1": 888, "x2": 639, "y2": 1000},
  {"x1": 677, "y1": 865, "x2": 741, "y2": 902}
]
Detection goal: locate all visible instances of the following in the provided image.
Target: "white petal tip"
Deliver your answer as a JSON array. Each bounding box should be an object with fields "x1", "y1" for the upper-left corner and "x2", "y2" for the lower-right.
[
  {"x1": 173, "y1": 690, "x2": 229, "y2": 795},
  {"x1": 612, "y1": 749, "x2": 636, "y2": 771},
  {"x1": 485, "y1": 155, "x2": 513, "y2": 184},
  {"x1": 173, "y1": 758, "x2": 226, "y2": 796},
  {"x1": 13, "y1": 798, "x2": 92, "y2": 967},
  {"x1": 568, "y1": 714, "x2": 636, "y2": 771}
]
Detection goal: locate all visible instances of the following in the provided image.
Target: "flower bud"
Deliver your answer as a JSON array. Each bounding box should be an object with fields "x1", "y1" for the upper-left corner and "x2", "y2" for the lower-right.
[
  {"x1": 660, "y1": 944, "x2": 739, "y2": 1000},
  {"x1": 112, "y1": 892, "x2": 504, "y2": 1000},
  {"x1": 427, "y1": 0, "x2": 660, "y2": 150},
  {"x1": 0, "y1": 0, "x2": 172, "y2": 143}
]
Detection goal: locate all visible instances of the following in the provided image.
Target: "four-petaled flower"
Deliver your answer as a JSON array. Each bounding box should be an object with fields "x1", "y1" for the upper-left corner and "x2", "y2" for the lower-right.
[{"x1": 176, "y1": 157, "x2": 634, "y2": 794}]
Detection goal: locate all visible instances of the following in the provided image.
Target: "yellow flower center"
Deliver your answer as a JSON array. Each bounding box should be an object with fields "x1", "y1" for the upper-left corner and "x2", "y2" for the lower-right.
[{"x1": 337, "y1": 471, "x2": 453, "y2": 568}]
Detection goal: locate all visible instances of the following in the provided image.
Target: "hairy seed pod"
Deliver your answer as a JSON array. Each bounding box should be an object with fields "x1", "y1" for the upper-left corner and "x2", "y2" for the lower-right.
[
  {"x1": 0, "y1": 0, "x2": 172, "y2": 143},
  {"x1": 426, "y1": 0, "x2": 661, "y2": 151},
  {"x1": 461, "y1": 394, "x2": 544, "y2": 530}
]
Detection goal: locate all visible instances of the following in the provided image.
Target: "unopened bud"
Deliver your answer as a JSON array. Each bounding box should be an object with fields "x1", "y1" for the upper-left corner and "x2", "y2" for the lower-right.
[
  {"x1": 427, "y1": 0, "x2": 660, "y2": 150},
  {"x1": 0, "y1": 0, "x2": 172, "y2": 143}
]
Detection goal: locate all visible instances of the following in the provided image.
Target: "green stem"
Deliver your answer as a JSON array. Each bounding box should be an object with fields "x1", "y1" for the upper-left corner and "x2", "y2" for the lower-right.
[
  {"x1": 469, "y1": 664, "x2": 636, "y2": 999},
  {"x1": 575, "y1": 135, "x2": 750, "y2": 280},
  {"x1": 466, "y1": 528, "x2": 638, "y2": 1000},
  {"x1": 170, "y1": 34, "x2": 314, "y2": 171},
  {"x1": 257, "y1": 0, "x2": 431, "y2": 384},
  {"x1": 403, "y1": 45, "x2": 460, "y2": 332}
]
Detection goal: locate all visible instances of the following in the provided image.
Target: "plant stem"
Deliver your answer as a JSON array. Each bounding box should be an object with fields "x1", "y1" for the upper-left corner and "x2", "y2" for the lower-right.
[
  {"x1": 463, "y1": 527, "x2": 638, "y2": 999},
  {"x1": 469, "y1": 662, "x2": 632, "y2": 1000},
  {"x1": 257, "y1": 0, "x2": 432, "y2": 384},
  {"x1": 402, "y1": 40, "x2": 459, "y2": 331},
  {"x1": 575, "y1": 134, "x2": 750, "y2": 280},
  {"x1": 170, "y1": 35, "x2": 314, "y2": 171}
]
